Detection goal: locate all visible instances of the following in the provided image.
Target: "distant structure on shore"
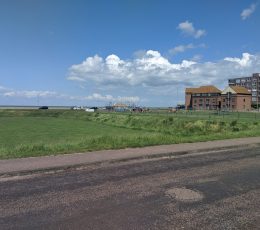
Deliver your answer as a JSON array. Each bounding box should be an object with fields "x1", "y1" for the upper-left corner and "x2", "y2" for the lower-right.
[{"x1": 185, "y1": 85, "x2": 251, "y2": 111}]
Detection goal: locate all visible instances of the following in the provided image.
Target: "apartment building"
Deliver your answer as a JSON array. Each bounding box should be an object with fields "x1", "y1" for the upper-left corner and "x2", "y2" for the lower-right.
[
  {"x1": 185, "y1": 85, "x2": 251, "y2": 111},
  {"x1": 228, "y1": 73, "x2": 260, "y2": 105}
]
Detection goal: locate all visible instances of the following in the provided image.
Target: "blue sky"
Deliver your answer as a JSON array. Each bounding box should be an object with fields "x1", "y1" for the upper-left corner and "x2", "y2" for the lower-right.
[{"x1": 0, "y1": 0, "x2": 260, "y2": 106}]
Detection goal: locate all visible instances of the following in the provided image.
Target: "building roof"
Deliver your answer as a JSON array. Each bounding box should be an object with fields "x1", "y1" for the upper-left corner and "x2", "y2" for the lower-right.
[
  {"x1": 222, "y1": 86, "x2": 251, "y2": 95},
  {"x1": 230, "y1": 86, "x2": 251, "y2": 94},
  {"x1": 113, "y1": 103, "x2": 128, "y2": 107},
  {"x1": 185, "y1": 85, "x2": 221, "y2": 94}
]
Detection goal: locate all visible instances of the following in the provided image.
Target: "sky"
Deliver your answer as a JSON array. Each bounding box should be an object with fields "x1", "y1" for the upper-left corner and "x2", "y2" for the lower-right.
[{"x1": 0, "y1": 0, "x2": 260, "y2": 107}]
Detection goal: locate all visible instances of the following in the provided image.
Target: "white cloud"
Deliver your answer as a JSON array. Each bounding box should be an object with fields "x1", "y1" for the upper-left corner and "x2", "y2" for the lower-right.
[
  {"x1": 3, "y1": 90, "x2": 58, "y2": 98},
  {"x1": 224, "y1": 53, "x2": 253, "y2": 67},
  {"x1": 0, "y1": 85, "x2": 10, "y2": 92},
  {"x1": 191, "y1": 54, "x2": 203, "y2": 61},
  {"x1": 169, "y1": 44, "x2": 195, "y2": 55},
  {"x1": 241, "y1": 3, "x2": 257, "y2": 20},
  {"x1": 68, "y1": 50, "x2": 196, "y2": 87},
  {"x1": 169, "y1": 43, "x2": 205, "y2": 55},
  {"x1": 84, "y1": 93, "x2": 140, "y2": 103},
  {"x1": 177, "y1": 21, "x2": 206, "y2": 38},
  {"x1": 68, "y1": 51, "x2": 260, "y2": 89},
  {"x1": 0, "y1": 87, "x2": 139, "y2": 103}
]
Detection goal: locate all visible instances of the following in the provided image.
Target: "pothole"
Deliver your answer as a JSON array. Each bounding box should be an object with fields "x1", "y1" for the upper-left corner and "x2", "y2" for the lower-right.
[{"x1": 165, "y1": 187, "x2": 204, "y2": 202}]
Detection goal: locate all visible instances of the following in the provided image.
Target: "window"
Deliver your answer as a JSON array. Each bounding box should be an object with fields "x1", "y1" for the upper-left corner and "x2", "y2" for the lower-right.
[
  {"x1": 243, "y1": 98, "x2": 245, "y2": 102},
  {"x1": 223, "y1": 99, "x2": 225, "y2": 102}
]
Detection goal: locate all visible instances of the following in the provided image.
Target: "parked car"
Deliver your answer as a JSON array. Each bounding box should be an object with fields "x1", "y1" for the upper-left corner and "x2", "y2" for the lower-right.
[
  {"x1": 132, "y1": 107, "x2": 143, "y2": 112},
  {"x1": 85, "y1": 108, "x2": 95, "y2": 112},
  {"x1": 38, "y1": 106, "x2": 48, "y2": 110},
  {"x1": 175, "y1": 104, "x2": 185, "y2": 110},
  {"x1": 72, "y1": 106, "x2": 81, "y2": 110}
]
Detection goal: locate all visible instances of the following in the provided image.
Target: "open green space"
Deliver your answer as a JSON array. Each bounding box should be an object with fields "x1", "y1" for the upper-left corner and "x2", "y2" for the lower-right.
[{"x1": 1, "y1": 109, "x2": 260, "y2": 159}]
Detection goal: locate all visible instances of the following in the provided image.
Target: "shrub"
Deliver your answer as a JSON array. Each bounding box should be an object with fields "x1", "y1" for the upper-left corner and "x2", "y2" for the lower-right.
[
  {"x1": 232, "y1": 127, "x2": 240, "y2": 132},
  {"x1": 168, "y1": 117, "x2": 173, "y2": 122},
  {"x1": 230, "y1": 120, "x2": 237, "y2": 127}
]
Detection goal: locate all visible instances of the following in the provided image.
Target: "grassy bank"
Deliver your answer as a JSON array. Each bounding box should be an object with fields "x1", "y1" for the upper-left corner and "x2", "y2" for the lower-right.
[{"x1": 1, "y1": 109, "x2": 260, "y2": 159}]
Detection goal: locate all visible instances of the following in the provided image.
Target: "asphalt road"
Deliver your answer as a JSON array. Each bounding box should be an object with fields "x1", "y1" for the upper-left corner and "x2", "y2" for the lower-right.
[{"x1": 0, "y1": 145, "x2": 260, "y2": 230}]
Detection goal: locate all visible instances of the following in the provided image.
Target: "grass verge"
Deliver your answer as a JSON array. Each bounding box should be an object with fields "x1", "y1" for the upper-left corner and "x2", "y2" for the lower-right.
[{"x1": 1, "y1": 109, "x2": 260, "y2": 159}]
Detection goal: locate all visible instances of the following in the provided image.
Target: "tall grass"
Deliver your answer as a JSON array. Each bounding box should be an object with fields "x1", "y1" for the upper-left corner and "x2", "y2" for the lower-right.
[{"x1": 0, "y1": 109, "x2": 260, "y2": 159}]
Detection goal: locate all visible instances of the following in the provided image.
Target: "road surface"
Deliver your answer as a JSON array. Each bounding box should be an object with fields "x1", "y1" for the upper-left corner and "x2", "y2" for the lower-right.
[{"x1": 1, "y1": 145, "x2": 260, "y2": 229}]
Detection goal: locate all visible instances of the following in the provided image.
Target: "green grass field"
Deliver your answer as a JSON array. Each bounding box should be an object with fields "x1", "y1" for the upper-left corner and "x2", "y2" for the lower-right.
[{"x1": 1, "y1": 109, "x2": 260, "y2": 159}]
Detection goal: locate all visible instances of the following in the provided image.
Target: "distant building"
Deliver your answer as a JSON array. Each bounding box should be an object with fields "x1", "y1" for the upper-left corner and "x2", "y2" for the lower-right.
[
  {"x1": 113, "y1": 103, "x2": 129, "y2": 112},
  {"x1": 228, "y1": 73, "x2": 260, "y2": 105},
  {"x1": 221, "y1": 86, "x2": 251, "y2": 111},
  {"x1": 185, "y1": 85, "x2": 221, "y2": 110},
  {"x1": 185, "y1": 85, "x2": 251, "y2": 111}
]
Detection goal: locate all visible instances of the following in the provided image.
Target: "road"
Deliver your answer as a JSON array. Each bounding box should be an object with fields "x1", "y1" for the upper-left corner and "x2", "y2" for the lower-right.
[{"x1": 0, "y1": 145, "x2": 260, "y2": 230}]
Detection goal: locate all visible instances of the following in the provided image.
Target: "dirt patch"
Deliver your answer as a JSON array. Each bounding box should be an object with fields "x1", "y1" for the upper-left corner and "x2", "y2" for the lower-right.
[{"x1": 166, "y1": 187, "x2": 204, "y2": 202}]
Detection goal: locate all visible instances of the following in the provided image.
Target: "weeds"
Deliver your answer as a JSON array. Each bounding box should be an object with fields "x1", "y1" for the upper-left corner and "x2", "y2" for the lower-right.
[{"x1": 0, "y1": 109, "x2": 260, "y2": 159}]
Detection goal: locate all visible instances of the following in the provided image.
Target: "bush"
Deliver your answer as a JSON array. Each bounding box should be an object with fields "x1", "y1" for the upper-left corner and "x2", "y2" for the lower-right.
[
  {"x1": 232, "y1": 127, "x2": 240, "y2": 132},
  {"x1": 230, "y1": 120, "x2": 237, "y2": 127}
]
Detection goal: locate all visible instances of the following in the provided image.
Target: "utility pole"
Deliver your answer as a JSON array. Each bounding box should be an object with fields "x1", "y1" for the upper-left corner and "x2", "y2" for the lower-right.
[
  {"x1": 256, "y1": 91, "x2": 259, "y2": 112},
  {"x1": 227, "y1": 92, "x2": 230, "y2": 111},
  {"x1": 37, "y1": 94, "x2": 40, "y2": 106},
  {"x1": 257, "y1": 77, "x2": 259, "y2": 112}
]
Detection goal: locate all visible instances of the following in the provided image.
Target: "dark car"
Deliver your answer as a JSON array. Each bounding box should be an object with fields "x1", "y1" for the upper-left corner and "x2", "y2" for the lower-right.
[{"x1": 38, "y1": 106, "x2": 48, "y2": 110}]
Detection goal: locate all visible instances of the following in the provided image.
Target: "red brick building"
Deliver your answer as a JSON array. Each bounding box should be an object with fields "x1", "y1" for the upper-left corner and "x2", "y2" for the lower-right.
[
  {"x1": 185, "y1": 85, "x2": 251, "y2": 111},
  {"x1": 221, "y1": 86, "x2": 251, "y2": 111},
  {"x1": 185, "y1": 86, "x2": 221, "y2": 110}
]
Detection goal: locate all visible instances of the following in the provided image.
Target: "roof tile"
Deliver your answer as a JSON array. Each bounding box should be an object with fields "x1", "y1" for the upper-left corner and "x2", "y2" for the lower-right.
[{"x1": 185, "y1": 85, "x2": 221, "y2": 94}]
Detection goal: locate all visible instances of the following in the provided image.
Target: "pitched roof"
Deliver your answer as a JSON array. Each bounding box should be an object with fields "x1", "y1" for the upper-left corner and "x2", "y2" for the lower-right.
[
  {"x1": 113, "y1": 103, "x2": 128, "y2": 107},
  {"x1": 185, "y1": 85, "x2": 221, "y2": 94},
  {"x1": 230, "y1": 86, "x2": 251, "y2": 95}
]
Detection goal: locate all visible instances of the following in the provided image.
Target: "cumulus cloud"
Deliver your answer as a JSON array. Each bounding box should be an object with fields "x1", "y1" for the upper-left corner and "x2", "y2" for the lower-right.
[
  {"x1": 224, "y1": 53, "x2": 253, "y2": 67},
  {"x1": 177, "y1": 21, "x2": 206, "y2": 38},
  {"x1": 241, "y1": 3, "x2": 257, "y2": 20},
  {"x1": 68, "y1": 50, "x2": 260, "y2": 88},
  {"x1": 68, "y1": 50, "x2": 196, "y2": 87}
]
